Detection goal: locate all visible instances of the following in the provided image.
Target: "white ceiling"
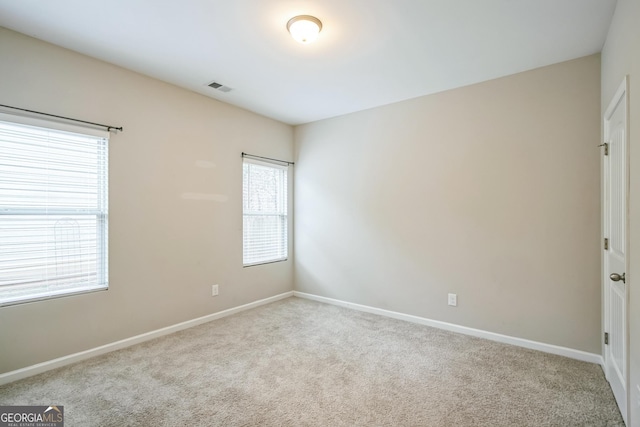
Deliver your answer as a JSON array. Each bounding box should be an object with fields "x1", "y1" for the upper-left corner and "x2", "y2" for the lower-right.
[{"x1": 0, "y1": 0, "x2": 617, "y2": 125}]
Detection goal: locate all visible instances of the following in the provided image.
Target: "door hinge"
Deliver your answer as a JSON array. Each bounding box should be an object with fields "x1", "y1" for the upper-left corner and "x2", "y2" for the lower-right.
[
  {"x1": 604, "y1": 238, "x2": 609, "y2": 250},
  {"x1": 599, "y1": 142, "x2": 609, "y2": 156},
  {"x1": 604, "y1": 332, "x2": 609, "y2": 345}
]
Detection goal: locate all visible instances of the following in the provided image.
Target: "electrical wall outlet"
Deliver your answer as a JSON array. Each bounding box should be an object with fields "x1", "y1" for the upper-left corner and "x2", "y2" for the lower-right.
[
  {"x1": 212, "y1": 284, "x2": 219, "y2": 296},
  {"x1": 448, "y1": 293, "x2": 457, "y2": 307}
]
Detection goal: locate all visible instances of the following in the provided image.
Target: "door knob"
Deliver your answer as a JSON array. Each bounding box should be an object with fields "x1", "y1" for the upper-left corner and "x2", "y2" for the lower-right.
[{"x1": 610, "y1": 272, "x2": 626, "y2": 283}]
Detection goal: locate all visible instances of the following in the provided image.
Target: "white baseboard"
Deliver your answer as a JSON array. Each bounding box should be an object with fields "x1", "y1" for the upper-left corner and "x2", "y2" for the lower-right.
[
  {"x1": 0, "y1": 291, "x2": 294, "y2": 386},
  {"x1": 1, "y1": 289, "x2": 604, "y2": 386},
  {"x1": 293, "y1": 291, "x2": 604, "y2": 365}
]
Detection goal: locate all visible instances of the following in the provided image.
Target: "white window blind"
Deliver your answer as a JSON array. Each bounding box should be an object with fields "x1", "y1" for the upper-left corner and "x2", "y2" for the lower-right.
[
  {"x1": 243, "y1": 158, "x2": 288, "y2": 266},
  {"x1": 0, "y1": 115, "x2": 109, "y2": 306}
]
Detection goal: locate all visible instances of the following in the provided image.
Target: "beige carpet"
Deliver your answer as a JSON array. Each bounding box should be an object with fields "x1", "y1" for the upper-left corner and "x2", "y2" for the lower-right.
[{"x1": 0, "y1": 297, "x2": 623, "y2": 426}]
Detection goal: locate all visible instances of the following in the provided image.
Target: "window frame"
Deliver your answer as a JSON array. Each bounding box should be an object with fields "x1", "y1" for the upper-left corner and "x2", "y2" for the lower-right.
[
  {"x1": 242, "y1": 157, "x2": 289, "y2": 267},
  {"x1": 0, "y1": 113, "x2": 109, "y2": 306}
]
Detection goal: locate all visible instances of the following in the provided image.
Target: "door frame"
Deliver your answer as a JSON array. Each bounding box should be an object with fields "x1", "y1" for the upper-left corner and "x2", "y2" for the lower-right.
[{"x1": 602, "y1": 75, "x2": 630, "y2": 423}]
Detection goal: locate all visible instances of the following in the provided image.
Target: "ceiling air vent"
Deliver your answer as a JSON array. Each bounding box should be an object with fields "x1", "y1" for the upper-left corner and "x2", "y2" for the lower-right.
[{"x1": 208, "y1": 81, "x2": 233, "y2": 93}]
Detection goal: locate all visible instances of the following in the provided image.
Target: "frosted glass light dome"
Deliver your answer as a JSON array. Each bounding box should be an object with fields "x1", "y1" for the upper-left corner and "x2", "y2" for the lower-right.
[{"x1": 287, "y1": 15, "x2": 322, "y2": 44}]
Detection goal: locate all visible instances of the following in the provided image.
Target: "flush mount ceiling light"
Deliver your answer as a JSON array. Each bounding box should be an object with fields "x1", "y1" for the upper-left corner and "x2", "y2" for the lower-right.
[{"x1": 287, "y1": 15, "x2": 322, "y2": 44}]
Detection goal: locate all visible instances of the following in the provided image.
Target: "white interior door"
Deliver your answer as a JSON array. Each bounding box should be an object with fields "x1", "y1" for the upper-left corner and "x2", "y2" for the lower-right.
[{"x1": 603, "y1": 77, "x2": 629, "y2": 425}]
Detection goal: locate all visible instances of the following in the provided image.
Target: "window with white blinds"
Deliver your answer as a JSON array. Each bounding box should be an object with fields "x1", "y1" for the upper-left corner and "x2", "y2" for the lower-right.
[
  {"x1": 0, "y1": 115, "x2": 109, "y2": 306},
  {"x1": 243, "y1": 158, "x2": 288, "y2": 266}
]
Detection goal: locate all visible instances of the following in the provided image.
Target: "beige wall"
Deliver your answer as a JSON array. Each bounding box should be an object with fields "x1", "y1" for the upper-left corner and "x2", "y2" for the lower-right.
[
  {"x1": 294, "y1": 55, "x2": 602, "y2": 354},
  {"x1": 0, "y1": 27, "x2": 294, "y2": 374},
  {"x1": 601, "y1": 0, "x2": 640, "y2": 423}
]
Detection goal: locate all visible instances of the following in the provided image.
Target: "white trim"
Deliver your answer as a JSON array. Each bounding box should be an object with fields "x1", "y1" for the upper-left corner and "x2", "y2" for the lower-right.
[
  {"x1": 0, "y1": 112, "x2": 109, "y2": 139},
  {"x1": 0, "y1": 291, "x2": 293, "y2": 386},
  {"x1": 293, "y1": 291, "x2": 603, "y2": 365},
  {"x1": 1, "y1": 289, "x2": 604, "y2": 386},
  {"x1": 242, "y1": 156, "x2": 289, "y2": 170}
]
